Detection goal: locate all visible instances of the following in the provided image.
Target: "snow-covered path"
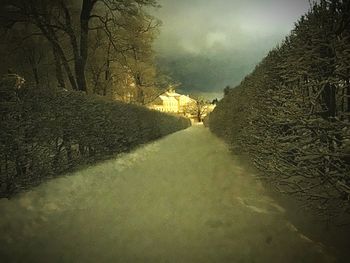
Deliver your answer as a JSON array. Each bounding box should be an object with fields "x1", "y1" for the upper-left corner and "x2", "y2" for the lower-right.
[{"x1": 0, "y1": 125, "x2": 335, "y2": 262}]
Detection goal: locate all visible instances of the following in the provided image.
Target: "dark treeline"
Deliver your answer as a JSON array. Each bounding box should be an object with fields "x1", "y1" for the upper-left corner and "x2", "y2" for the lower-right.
[
  {"x1": 0, "y1": 75, "x2": 190, "y2": 197},
  {"x1": 209, "y1": 0, "x2": 350, "y2": 223},
  {"x1": 0, "y1": 0, "x2": 168, "y2": 104}
]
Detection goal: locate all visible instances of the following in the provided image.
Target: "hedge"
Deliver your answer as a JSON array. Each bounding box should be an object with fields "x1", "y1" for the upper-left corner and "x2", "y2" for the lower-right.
[
  {"x1": 209, "y1": 0, "x2": 350, "y2": 223},
  {"x1": 0, "y1": 76, "x2": 190, "y2": 197}
]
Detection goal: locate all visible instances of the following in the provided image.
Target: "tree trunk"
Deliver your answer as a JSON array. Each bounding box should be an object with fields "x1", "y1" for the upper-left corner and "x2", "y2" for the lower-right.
[
  {"x1": 53, "y1": 43, "x2": 78, "y2": 91},
  {"x1": 32, "y1": 66, "x2": 40, "y2": 87},
  {"x1": 59, "y1": 0, "x2": 87, "y2": 92},
  {"x1": 27, "y1": 54, "x2": 40, "y2": 87},
  {"x1": 30, "y1": 4, "x2": 78, "y2": 90},
  {"x1": 52, "y1": 47, "x2": 66, "y2": 89},
  {"x1": 75, "y1": 59, "x2": 87, "y2": 92},
  {"x1": 136, "y1": 84, "x2": 145, "y2": 104},
  {"x1": 197, "y1": 104, "x2": 202, "y2": 122},
  {"x1": 77, "y1": 0, "x2": 97, "y2": 93}
]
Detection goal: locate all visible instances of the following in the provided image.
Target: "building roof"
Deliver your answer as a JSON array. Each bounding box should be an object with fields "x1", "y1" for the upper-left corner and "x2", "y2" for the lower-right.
[{"x1": 164, "y1": 90, "x2": 181, "y2": 97}]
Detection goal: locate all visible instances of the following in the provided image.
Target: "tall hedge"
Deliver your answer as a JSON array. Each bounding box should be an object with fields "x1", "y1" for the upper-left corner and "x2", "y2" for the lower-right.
[
  {"x1": 0, "y1": 76, "x2": 190, "y2": 197},
  {"x1": 209, "y1": 0, "x2": 350, "y2": 222}
]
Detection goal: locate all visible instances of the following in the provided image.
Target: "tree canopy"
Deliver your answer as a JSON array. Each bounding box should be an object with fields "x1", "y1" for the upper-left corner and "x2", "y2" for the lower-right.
[{"x1": 0, "y1": 0, "x2": 164, "y2": 103}]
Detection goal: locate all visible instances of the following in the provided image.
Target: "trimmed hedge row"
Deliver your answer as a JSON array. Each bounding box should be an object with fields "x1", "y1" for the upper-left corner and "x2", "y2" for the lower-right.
[
  {"x1": 0, "y1": 80, "x2": 190, "y2": 197},
  {"x1": 208, "y1": 0, "x2": 350, "y2": 222}
]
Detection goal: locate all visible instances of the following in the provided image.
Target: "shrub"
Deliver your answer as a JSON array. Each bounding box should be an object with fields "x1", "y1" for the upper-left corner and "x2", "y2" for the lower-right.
[
  {"x1": 209, "y1": 0, "x2": 350, "y2": 223},
  {"x1": 0, "y1": 80, "x2": 190, "y2": 197}
]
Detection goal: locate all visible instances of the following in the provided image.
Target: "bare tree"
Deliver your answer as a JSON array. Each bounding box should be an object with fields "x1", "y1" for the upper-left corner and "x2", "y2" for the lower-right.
[
  {"x1": 0, "y1": 0, "x2": 159, "y2": 92},
  {"x1": 183, "y1": 96, "x2": 211, "y2": 122}
]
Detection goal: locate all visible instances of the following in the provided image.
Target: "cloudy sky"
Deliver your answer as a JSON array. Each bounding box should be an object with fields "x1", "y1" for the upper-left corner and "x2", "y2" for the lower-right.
[{"x1": 152, "y1": 0, "x2": 312, "y2": 99}]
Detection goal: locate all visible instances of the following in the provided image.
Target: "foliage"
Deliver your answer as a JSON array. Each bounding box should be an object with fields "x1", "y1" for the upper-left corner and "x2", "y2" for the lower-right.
[
  {"x1": 209, "y1": 0, "x2": 350, "y2": 223},
  {"x1": 183, "y1": 97, "x2": 212, "y2": 122},
  {"x1": 0, "y1": 0, "x2": 163, "y2": 99},
  {"x1": 0, "y1": 75, "x2": 190, "y2": 197}
]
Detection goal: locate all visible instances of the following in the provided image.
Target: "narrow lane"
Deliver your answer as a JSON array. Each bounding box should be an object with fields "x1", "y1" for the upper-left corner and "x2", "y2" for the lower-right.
[{"x1": 0, "y1": 125, "x2": 335, "y2": 262}]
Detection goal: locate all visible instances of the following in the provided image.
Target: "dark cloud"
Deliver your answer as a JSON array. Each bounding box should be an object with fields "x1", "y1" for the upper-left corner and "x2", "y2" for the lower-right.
[{"x1": 153, "y1": 0, "x2": 311, "y2": 99}]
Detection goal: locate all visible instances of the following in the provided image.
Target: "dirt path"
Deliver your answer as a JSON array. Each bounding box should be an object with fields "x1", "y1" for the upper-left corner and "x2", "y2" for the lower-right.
[{"x1": 0, "y1": 125, "x2": 336, "y2": 262}]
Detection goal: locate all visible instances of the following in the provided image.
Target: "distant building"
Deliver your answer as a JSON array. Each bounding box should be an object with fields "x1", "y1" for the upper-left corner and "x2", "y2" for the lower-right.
[
  {"x1": 148, "y1": 89, "x2": 196, "y2": 114},
  {"x1": 148, "y1": 88, "x2": 217, "y2": 123}
]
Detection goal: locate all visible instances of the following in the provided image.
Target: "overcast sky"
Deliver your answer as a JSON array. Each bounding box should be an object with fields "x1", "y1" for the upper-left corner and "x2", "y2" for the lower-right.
[{"x1": 152, "y1": 0, "x2": 312, "y2": 99}]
